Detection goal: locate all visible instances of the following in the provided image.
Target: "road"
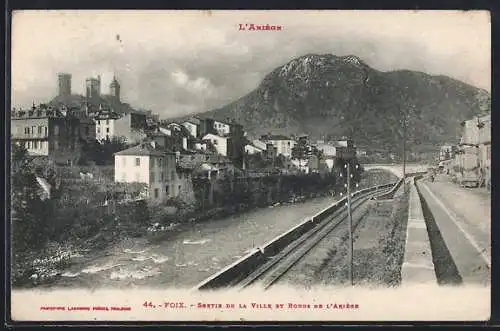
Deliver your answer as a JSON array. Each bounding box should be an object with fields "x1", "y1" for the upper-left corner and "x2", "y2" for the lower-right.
[{"x1": 416, "y1": 174, "x2": 490, "y2": 286}]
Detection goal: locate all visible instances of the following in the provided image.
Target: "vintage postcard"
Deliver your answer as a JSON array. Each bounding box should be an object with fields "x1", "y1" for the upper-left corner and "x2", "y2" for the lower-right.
[{"x1": 9, "y1": 10, "x2": 491, "y2": 323}]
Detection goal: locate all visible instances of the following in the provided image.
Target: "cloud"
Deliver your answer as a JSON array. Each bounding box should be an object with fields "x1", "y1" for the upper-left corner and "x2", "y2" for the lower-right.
[{"x1": 11, "y1": 10, "x2": 490, "y2": 118}]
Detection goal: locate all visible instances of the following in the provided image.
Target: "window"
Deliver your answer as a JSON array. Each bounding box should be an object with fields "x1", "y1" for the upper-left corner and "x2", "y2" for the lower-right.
[
  {"x1": 154, "y1": 188, "x2": 159, "y2": 199},
  {"x1": 213, "y1": 140, "x2": 218, "y2": 145},
  {"x1": 53, "y1": 125, "x2": 59, "y2": 135},
  {"x1": 135, "y1": 158, "x2": 140, "y2": 166},
  {"x1": 25, "y1": 127, "x2": 30, "y2": 135},
  {"x1": 38, "y1": 126, "x2": 42, "y2": 135},
  {"x1": 98, "y1": 120, "x2": 101, "y2": 125},
  {"x1": 54, "y1": 141, "x2": 59, "y2": 150},
  {"x1": 32, "y1": 126, "x2": 36, "y2": 135},
  {"x1": 44, "y1": 127, "x2": 48, "y2": 136},
  {"x1": 97, "y1": 128, "x2": 101, "y2": 133},
  {"x1": 106, "y1": 127, "x2": 110, "y2": 133},
  {"x1": 27, "y1": 141, "x2": 31, "y2": 149},
  {"x1": 165, "y1": 185, "x2": 169, "y2": 195},
  {"x1": 178, "y1": 185, "x2": 181, "y2": 193},
  {"x1": 34, "y1": 141, "x2": 39, "y2": 149},
  {"x1": 161, "y1": 172, "x2": 164, "y2": 181},
  {"x1": 150, "y1": 172, "x2": 155, "y2": 183},
  {"x1": 158, "y1": 158, "x2": 162, "y2": 167}
]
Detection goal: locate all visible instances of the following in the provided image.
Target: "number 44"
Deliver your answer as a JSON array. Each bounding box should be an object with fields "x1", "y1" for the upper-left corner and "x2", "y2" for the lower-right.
[{"x1": 143, "y1": 301, "x2": 153, "y2": 308}]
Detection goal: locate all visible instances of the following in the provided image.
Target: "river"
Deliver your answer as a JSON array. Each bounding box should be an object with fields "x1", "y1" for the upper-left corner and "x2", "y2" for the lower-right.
[
  {"x1": 45, "y1": 195, "x2": 343, "y2": 290},
  {"x1": 35, "y1": 170, "x2": 397, "y2": 290}
]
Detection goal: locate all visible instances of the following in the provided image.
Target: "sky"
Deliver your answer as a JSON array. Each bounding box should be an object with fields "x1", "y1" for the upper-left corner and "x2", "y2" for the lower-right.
[{"x1": 11, "y1": 10, "x2": 491, "y2": 119}]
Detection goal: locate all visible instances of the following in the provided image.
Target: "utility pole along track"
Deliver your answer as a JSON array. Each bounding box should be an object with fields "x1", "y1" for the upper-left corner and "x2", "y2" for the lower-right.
[{"x1": 237, "y1": 186, "x2": 394, "y2": 290}]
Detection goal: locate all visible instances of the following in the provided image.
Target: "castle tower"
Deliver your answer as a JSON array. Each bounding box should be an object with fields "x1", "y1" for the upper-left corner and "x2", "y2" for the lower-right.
[
  {"x1": 85, "y1": 76, "x2": 101, "y2": 99},
  {"x1": 109, "y1": 75, "x2": 121, "y2": 101},
  {"x1": 57, "y1": 73, "x2": 72, "y2": 96}
]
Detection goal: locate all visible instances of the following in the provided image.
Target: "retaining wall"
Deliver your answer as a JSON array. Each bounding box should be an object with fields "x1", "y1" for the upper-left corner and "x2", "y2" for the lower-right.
[
  {"x1": 193, "y1": 182, "x2": 395, "y2": 291},
  {"x1": 401, "y1": 177, "x2": 437, "y2": 284}
]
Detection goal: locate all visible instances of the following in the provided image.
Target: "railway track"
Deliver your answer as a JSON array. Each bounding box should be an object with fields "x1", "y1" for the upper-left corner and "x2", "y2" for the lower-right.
[{"x1": 235, "y1": 185, "x2": 395, "y2": 291}]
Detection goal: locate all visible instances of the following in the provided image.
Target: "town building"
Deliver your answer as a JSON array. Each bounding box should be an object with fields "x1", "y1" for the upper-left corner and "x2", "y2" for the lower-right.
[
  {"x1": 244, "y1": 143, "x2": 264, "y2": 155},
  {"x1": 177, "y1": 152, "x2": 234, "y2": 180},
  {"x1": 477, "y1": 114, "x2": 491, "y2": 174},
  {"x1": 252, "y1": 139, "x2": 268, "y2": 151},
  {"x1": 260, "y1": 134, "x2": 296, "y2": 158},
  {"x1": 94, "y1": 106, "x2": 147, "y2": 143},
  {"x1": 460, "y1": 113, "x2": 491, "y2": 187},
  {"x1": 460, "y1": 113, "x2": 491, "y2": 168},
  {"x1": 11, "y1": 104, "x2": 90, "y2": 165},
  {"x1": 439, "y1": 145, "x2": 457, "y2": 161},
  {"x1": 182, "y1": 117, "x2": 201, "y2": 138},
  {"x1": 202, "y1": 133, "x2": 231, "y2": 157},
  {"x1": 114, "y1": 141, "x2": 186, "y2": 203},
  {"x1": 49, "y1": 73, "x2": 159, "y2": 145}
]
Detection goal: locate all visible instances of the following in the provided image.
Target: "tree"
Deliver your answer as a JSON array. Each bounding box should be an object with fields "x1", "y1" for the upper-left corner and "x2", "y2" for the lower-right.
[
  {"x1": 80, "y1": 136, "x2": 129, "y2": 165},
  {"x1": 11, "y1": 142, "x2": 52, "y2": 253},
  {"x1": 291, "y1": 139, "x2": 309, "y2": 160}
]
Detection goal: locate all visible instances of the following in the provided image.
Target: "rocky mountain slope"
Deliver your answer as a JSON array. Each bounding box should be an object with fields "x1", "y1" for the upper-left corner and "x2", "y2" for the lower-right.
[{"x1": 197, "y1": 53, "x2": 490, "y2": 154}]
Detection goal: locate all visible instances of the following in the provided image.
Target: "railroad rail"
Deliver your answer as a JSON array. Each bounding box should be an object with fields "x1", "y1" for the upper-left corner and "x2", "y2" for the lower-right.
[
  {"x1": 192, "y1": 180, "x2": 409, "y2": 292},
  {"x1": 237, "y1": 185, "x2": 392, "y2": 290}
]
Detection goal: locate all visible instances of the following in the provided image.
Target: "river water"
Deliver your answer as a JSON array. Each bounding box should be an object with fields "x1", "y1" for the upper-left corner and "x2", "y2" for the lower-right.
[
  {"x1": 46, "y1": 195, "x2": 342, "y2": 290},
  {"x1": 38, "y1": 170, "x2": 397, "y2": 290}
]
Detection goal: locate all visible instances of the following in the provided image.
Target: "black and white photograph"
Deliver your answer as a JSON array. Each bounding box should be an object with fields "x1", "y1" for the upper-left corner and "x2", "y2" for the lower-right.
[{"x1": 9, "y1": 10, "x2": 490, "y2": 322}]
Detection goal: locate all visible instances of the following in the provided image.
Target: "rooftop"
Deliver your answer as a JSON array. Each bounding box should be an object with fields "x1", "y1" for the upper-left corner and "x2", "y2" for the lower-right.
[
  {"x1": 266, "y1": 134, "x2": 292, "y2": 141},
  {"x1": 49, "y1": 93, "x2": 139, "y2": 116},
  {"x1": 183, "y1": 117, "x2": 202, "y2": 125},
  {"x1": 114, "y1": 143, "x2": 174, "y2": 157}
]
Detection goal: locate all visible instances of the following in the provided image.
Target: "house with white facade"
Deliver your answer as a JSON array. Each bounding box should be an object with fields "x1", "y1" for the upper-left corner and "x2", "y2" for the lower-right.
[
  {"x1": 213, "y1": 120, "x2": 232, "y2": 136},
  {"x1": 114, "y1": 141, "x2": 188, "y2": 203},
  {"x1": 252, "y1": 139, "x2": 267, "y2": 150},
  {"x1": 261, "y1": 134, "x2": 296, "y2": 158},
  {"x1": 245, "y1": 144, "x2": 264, "y2": 155},
  {"x1": 94, "y1": 108, "x2": 147, "y2": 144},
  {"x1": 202, "y1": 133, "x2": 231, "y2": 157},
  {"x1": 182, "y1": 117, "x2": 201, "y2": 138}
]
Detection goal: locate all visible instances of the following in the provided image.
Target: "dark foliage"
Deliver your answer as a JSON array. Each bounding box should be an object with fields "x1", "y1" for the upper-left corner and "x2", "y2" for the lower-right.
[{"x1": 79, "y1": 136, "x2": 129, "y2": 165}]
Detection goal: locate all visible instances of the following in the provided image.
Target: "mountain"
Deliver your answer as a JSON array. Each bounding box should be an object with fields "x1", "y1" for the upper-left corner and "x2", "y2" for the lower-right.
[{"x1": 197, "y1": 53, "x2": 490, "y2": 154}]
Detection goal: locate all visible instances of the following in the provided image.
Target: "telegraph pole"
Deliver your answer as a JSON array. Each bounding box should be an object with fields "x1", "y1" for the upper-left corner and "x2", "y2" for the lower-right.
[
  {"x1": 346, "y1": 162, "x2": 353, "y2": 286},
  {"x1": 402, "y1": 112, "x2": 407, "y2": 189}
]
